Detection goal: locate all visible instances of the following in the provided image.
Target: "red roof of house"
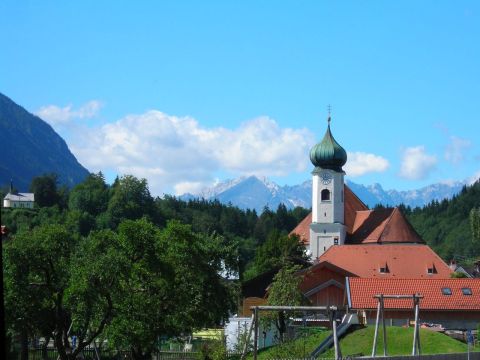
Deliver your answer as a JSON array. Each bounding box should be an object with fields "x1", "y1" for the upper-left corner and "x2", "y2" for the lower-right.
[
  {"x1": 347, "y1": 278, "x2": 480, "y2": 311},
  {"x1": 289, "y1": 185, "x2": 368, "y2": 245},
  {"x1": 318, "y1": 244, "x2": 452, "y2": 278}
]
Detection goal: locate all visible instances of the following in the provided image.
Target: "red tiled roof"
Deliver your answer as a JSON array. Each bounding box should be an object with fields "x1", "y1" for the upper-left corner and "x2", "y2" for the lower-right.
[
  {"x1": 289, "y1": 185, "x2": 368, "y2": 245},
  {"x1": 347, "y1": 278, "x2": 480, "y2": 311},
  {"x1": 349, "y1": 208, "x2": 424, "y2": 244},
  {"x1": 318, "y1": 244, "x2": 452, "y2": 278}
]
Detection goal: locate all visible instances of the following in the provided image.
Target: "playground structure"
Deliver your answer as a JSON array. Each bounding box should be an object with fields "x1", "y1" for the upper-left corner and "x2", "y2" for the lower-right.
[
  {"x1": 371, "y1": 294, "x2": 423, "y2": 357},
  {"x1": 241, "y1": 305, "x2": 343, "y2": 360}
]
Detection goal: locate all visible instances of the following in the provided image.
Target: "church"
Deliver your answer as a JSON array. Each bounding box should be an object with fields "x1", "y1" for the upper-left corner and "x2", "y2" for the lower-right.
[
  {"x1": 287, "y1": 115, "x2": 480, "y2": 330},
  {"x1": 290, "y1": 114, "x2": 453, "y2": 308}
]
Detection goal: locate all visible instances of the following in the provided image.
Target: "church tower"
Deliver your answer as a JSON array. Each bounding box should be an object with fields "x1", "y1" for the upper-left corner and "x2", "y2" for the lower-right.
[{"x1": 309, "y1": 114, "x2": 347, "y2": 259}]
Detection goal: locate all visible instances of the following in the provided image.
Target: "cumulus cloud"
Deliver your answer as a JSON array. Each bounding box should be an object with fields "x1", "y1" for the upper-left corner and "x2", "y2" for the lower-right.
[
  {"x1": 36, "y1": 100, "x2": 102, "y2": 125},
  {"x1": 444, "y1": 136, "x2": 471, "y2": 164},
  {"x1": 344, "y1": 152, "x2": 389, "y2": 177},
  {"x1": 70, "y1": 111, "x2": 314, "y2": 195},
  {"x1": 399, "y1": 146, "x2": 437, "y2": 180}
]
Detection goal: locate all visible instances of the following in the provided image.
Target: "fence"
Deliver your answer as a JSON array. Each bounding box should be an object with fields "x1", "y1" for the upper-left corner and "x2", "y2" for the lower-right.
[{"x1": 25, "y1": 348, "x2": 243, "y2": 360}]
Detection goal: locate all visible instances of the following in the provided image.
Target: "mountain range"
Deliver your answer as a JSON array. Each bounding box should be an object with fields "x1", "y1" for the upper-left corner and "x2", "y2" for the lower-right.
[
  {"x1": 181, "y1": 175, "x2": 476, "y2": 212},
  {"x1": 0, "y1": 93, "x2": 89, "y2": 191}
]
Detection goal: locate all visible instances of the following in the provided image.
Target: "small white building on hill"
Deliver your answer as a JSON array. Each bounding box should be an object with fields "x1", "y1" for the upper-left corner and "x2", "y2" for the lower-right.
[{"x1": 3, "y1": 182, "x2": 35, "y2": 208}]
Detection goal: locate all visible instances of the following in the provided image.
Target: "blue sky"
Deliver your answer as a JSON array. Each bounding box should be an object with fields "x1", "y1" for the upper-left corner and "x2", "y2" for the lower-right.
[{"x1": 1, "y1": 1, "x2": 479, "y2": 195}]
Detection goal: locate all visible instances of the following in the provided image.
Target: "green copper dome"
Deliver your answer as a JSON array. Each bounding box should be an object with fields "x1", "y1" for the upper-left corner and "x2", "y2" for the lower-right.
[{"x1": 310, "y1": 117, "x2": 347, "y2": 171}]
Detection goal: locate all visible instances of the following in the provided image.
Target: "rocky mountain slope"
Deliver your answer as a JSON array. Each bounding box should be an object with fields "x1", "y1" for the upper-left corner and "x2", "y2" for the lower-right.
[{"x1": 0, "y1": 93, "x2": 89, "y2": 191}]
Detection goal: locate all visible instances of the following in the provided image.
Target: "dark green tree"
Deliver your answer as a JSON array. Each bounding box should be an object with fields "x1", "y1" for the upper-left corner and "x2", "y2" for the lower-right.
[
  {"x1": 68, "y1": 172, "x2": 109, "y2": 216},
  {"x1": 30, "y1": 173, "x2": 61, "y2": 207},
  {"x1": 3, "y1": 225, "x2": 126, "y2": 360},
  {"x1": 105, "y1": 175, "x2": 155, "y2": 228}
]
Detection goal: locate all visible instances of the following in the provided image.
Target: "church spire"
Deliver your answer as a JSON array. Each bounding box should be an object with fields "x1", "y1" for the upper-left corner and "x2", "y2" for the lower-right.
[{"x1": 309, "y1": 111, "x2": 347, "y2": 172}]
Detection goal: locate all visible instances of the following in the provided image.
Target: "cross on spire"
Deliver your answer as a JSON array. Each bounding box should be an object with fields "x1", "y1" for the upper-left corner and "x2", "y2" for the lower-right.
[{"x1": 327, "y1": 104, "x2": 332, "y2": 124}]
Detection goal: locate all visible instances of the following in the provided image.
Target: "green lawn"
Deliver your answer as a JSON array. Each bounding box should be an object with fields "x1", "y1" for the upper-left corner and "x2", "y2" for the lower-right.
[
  {"x1": 323, "y1": 326, "x2": 471, "y2": 357},
  {"x1": 251, "y1": 326, "x2": 474, "y2": 359}
]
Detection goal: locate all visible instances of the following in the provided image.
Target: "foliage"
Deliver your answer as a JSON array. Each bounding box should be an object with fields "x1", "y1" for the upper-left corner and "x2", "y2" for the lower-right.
[
  {"x1": 3, "y1": 224, "x2": 125, "y2": 360},
  {"x1": 105, "y1": 175, "x2": 156, "y2": 228},
  {"x1": 471, "y1": 207, "x2": 480, "y2": 243},
  {"x1": 68, "y1": 172, "x2": 109, "y2": 216},
  {"x1": 29, "y1": 173, "x2": 62, "y2": 208},
  {"x1": 405, "y1": 180, "x2": 480, "y2": 261},
  {"x1": 248, "y1": 231, "x2": 308, "y2": 278},
  {"x1": 263, "y1": 263, "x2": 308, "y2": 343},
  {"x1": 450, "y1": 271, "x2": 468, "y2": 278}
]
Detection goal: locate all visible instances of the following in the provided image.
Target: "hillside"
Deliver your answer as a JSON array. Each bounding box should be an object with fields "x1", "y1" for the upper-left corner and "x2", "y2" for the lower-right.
[
  {"x1": 0, "y1": 93, "x2": 89, "y2": 190},
  {"x1": 405, "y1": 180, "x2": 480, "y2": 261}
]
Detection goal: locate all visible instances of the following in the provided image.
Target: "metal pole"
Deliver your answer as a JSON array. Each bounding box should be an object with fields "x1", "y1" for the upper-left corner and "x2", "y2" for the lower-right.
[
  {"x1": 253, "y1": 307, "x2": 259, "y2": 360},
  {"x1": 332, "y1": 310, "x2": 342, "y2": 360},
  {"x1": 381, "y1": 295, "x2": 387, "y2": 356},
  {"x1": 412, "y1": 296, "x2": 419, "y2": 355},
  {"x1": 415, "y1": 296, "x2": 421, "y2": 355},
  {"x1": 372, "y1": 300, "x2": 381, "y2": 357}
]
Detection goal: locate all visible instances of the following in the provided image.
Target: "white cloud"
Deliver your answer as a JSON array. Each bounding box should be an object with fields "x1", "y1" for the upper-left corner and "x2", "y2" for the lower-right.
[
  {"x1": 444, "y1": 136, "x2": 471, "y2": 164},
  {"x1": 36, "y1": 100, "x2": 102, "y2": 125},
  {"x1": 399, "y1": 146, "x2": 437, "y2": 180},
  {"x1": 344, "y1": 152, "x2": 389, "y2": 177},
  {"x1": 70, "y1": 111, "x2": 314, "y2": 195}
]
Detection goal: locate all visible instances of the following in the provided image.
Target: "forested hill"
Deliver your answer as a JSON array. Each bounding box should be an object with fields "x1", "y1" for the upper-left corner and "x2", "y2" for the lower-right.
[
  {"x1": 0, "y1": 93, "x2": 89, "y2": 190},
  {"x1": 404, "y1": 179, "x2": 480, "y2": 262}
]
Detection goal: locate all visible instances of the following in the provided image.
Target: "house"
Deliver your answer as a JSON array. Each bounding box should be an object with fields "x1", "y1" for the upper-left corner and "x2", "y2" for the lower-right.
[
  {"x1": 299, "y1": 245, "x2": 452, "y2": 308},
  {"x1": 346, "y1": 277, "x2": 480, "y2": 330},
  {"x1": 3, "y1": 181, "x2": 35, "y2": 209}
]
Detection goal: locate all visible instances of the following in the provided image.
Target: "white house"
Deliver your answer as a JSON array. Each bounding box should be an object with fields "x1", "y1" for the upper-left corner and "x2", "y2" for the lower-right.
[{"x1": 3, "y1": 183, "x2": 35, "y2": 209}]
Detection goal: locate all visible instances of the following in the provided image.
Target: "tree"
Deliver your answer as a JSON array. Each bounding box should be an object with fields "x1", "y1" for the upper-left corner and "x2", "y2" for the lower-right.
[
  {"x1": 471, "y1": 208, "x2": 480, "y2": 243},
  {"x1": 106, "y1": 175, "x2": 155, "y2": 228},
  {"x1": 29, "y1": 174, "x2": 61, "y2": 207},
  {"x1": 3, "y1": 225, "x2": 126, "y2": 360},
  {"x1": 105, "y1": 219, "x2": 235, "y2": 359},
  {"x1": 265, "y1": 263, "x2": 308, "y2": 342},
  {"x1": 68, "y1": 172, "x2": 109, "y2": 216},
  {"x1": 252, "y1": 230, "x2": 308, "y2": 276}
]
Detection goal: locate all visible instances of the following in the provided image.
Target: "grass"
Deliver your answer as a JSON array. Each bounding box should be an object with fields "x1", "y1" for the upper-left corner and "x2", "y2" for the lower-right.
[
  {"x1": 250, "y1": 326, "x2": 474, "y2": 359},
  {"x1": 323, "y1": 326, "x2": 471, "y2": 357},
  {"x1": 250, "y1": 328, "x2": 331, "y2": 359}
]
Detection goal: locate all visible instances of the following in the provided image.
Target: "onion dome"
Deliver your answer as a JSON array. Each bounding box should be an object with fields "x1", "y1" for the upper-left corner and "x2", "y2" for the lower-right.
[{"x1": 310, "y1": 116, "x2": 347, "y2": 171}]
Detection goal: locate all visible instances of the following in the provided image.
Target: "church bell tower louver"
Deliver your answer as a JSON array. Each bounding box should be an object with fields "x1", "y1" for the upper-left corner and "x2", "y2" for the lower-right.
[{"x1": 309, "y1": 113, "x2": 347, "y2": 259}]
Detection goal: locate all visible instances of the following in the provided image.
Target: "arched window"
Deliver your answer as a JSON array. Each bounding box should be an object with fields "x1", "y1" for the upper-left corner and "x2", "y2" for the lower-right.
[{"x1": 321, "y1": 189, "x2": 331, "y2": 201}]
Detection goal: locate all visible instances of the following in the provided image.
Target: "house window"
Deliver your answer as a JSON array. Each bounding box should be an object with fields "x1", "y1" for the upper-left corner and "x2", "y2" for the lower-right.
[
  {"x1": 379, "y1": 264, "x2": 389, "y2": 273},
  {"x1": 462, "y1": 288, "x2": 472, "y2": 295},
  {"x1": 321, "y1": 189, "x2": 331, "y2": 201},
  {"x1": 441, "y1": 287, "x2": 452, "y2": 295},
  {"x1": 334, "y1": 237, "x2": 339, "y2": 245}
]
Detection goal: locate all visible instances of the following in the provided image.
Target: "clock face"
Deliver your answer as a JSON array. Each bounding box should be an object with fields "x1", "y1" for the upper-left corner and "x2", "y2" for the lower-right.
[{"x1": 320, "y1": 171, "x2": 332, "y2": 185}]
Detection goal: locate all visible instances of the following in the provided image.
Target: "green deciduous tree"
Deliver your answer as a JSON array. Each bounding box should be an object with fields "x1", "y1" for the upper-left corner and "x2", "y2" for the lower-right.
[
  {"x1": 106, "y1": 175, "x2": 155, "y2": 228},
  {"x1": 3, "y1": 224, "x2": 127, "y2": 360},
  {"x1": 265, "y1": 263, "x2": 308, "y2": 343},
  {"x1": 68, "y1": 172, "x2": 109, "y2": 216}
]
